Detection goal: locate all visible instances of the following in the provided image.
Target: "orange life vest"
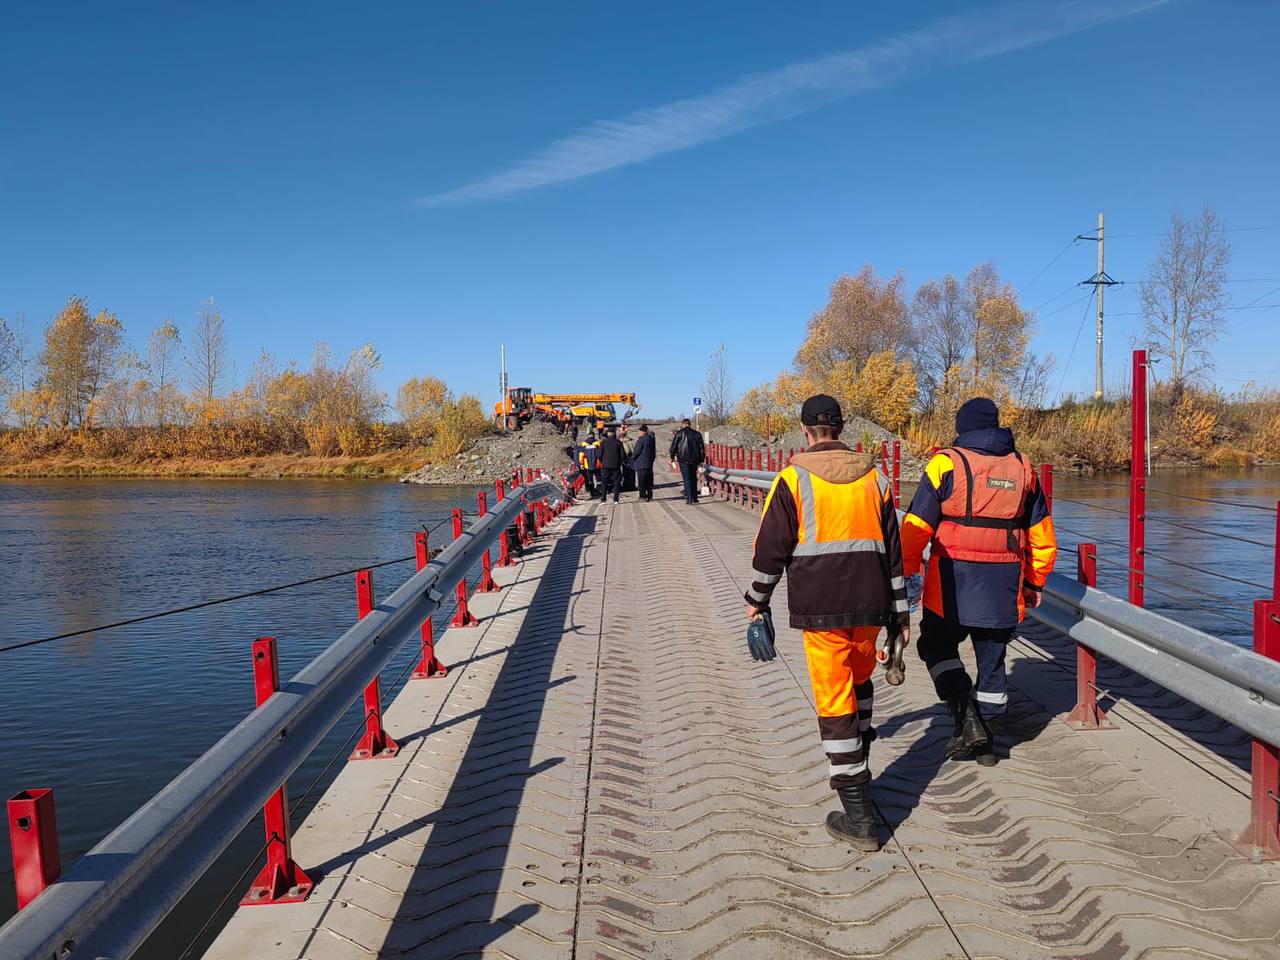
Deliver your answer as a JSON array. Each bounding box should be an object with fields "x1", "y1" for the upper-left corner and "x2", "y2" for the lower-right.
[{"x1": 933, "y1": 448, "x2": 1035, "y2": 563}]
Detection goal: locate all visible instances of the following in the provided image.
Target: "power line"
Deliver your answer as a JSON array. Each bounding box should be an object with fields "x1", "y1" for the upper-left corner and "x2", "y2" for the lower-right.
[
  {"x1": 1106, "y1": 225, "x2": 1280, "y2": 238},
  {"x1": 1017, "y1": 237, "x2": 1082, "y2": 296},
  {"x1": 1051, "y1": 288, "x2": 1096, "y2": 402}
]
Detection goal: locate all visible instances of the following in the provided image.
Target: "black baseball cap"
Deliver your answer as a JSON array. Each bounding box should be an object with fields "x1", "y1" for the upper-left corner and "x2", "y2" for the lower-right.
[{"x1": 800, "y1": 394, "x2": 843, "y2": 427}]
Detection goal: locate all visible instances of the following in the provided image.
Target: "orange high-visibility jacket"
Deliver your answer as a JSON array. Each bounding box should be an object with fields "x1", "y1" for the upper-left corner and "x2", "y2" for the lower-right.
[{"x1": 747, "y1": 442, "x2": 909, "y2": 630}]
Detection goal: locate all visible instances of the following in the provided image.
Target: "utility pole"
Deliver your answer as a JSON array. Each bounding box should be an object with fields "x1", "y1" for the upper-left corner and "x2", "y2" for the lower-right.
[
  {"x1": 499, "y1": 344, "x2": 508, "y2": 433},
  {"x1": 1077, "y1": 212, "x2": 1119, "y2": 402}
]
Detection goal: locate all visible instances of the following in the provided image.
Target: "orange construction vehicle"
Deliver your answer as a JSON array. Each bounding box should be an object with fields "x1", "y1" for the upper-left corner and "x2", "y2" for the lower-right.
[{"x1": 494, "y1": 390, "x2": 640, "y2": 431}]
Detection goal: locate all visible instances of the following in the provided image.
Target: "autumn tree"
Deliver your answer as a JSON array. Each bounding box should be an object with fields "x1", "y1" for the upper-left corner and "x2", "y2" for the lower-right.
[
  {"x1": 1139, "y1": 208, "x2": 1231, "y2": 389},
  {"x1": 702, "y1": 343, "x2": 734, "y2": 424},
  {"x1": 795, "y1": 267, "x2": 912, "y2": 388},
  {"x1": 397, "y1": 375, "x2": 450, "y2": 443},
  {"x1": 146, "y1": 320, "x2": 183, "y2": 427},
  {"x1": 0, "y1": 317, "x2": 16, "y2": 421},
  {"x1": 911, "y1": 275, "x2": 967, "y2": 411},
  {"x1": 40, "y1": 296, "x2": 124, "y2": 428},
  {"x1": 188, "y1": 297, "x2": 230, "y2": 408}
]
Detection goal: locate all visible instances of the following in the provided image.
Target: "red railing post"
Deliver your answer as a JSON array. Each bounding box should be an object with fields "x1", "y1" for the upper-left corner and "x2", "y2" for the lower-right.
[
  {"x1": 242, "y1": 637, "x2": 315, "y2": 904},
  {"x1": 1130, "y1": 349, "x2": 1148, "y2": 607},
  {"x1": 855, "y1": 441, "x2": 863, "y2": 454},
  {"x1": 1273, "y1": 501, "x2": 1279, "y2": 600},
  {"x1": 1237, "y1": 599, "x2": 1280, "y2": 859},
  {"x1": 412, "y1": 532, "x2": 448, "y2": 679},
  {"x1": 1063, "y1": 545, "x2": 1117, "y2": 731},
  {"x1": 892, "y1": 440, "x2": 901, "y2": 507},
  {"x1": 451, "y1": 509, "x2": 480, "y2": 627},
  {"x1": 496, "y1": 481, "x2": 516, "y2": 567},
  {"x1": 7, "y1": 789, "x2": 60, "y2": 910},
  {"x1": 880, "y1": 440, "x2": 889, "y2": 478},
  {"x1": 1041, "y1": 463, "x2": 1055, "y2": 512},
  {"x1": 475, "y1": 492, "x2": 500, "y2": 592},
  {"x1": 526, "y1": 467, "x2": 534, "y2": 484},
  {"x1": 350, "y1": 574, "x2": 401, "y2": 759},
  {"x1": 788, "y1": 448, "x2": 794, "y2": 464}
]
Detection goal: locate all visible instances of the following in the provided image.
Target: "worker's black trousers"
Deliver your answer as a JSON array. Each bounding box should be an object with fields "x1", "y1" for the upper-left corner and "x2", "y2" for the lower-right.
[
  {"x1": 917, "y1": 611, "x2": 1014, "y2": 713},
  {"x1": 636, "y1": 467, "x2": 654, "y2": 501},
  {"x1": 678, "y1": 462, "x2": 699, "y2": 503},
  {"x1": 579, "y1": 468, "x2": 595, "y2": 496},
  {"x1": 600, "y1": 467, "x2": 622, "y2": 502}
]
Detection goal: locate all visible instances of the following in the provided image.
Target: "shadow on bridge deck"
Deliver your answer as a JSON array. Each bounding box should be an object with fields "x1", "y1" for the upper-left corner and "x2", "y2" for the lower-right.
[{"x1": 205, "y1": 485, "x2": 1279, "y2": 960}]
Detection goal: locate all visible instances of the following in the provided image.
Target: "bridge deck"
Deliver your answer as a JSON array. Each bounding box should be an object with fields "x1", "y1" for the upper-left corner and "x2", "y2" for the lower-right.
[{"x1": 206, "y1": 482, "x2": 1279, "y2": 959}]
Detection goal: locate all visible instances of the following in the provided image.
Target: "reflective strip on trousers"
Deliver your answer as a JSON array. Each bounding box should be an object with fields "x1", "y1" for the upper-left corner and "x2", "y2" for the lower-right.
[
  {"x1": 829, "y1": 759, "x2": 868, "y2": 778},
  {"x1": 929, "y1": 658, "x2": 965, "y2": 680},
  {"x1": 976, "y1": 690, "x2": 1008, "y2": 705},
  {"x1": 822, "y1": 737, "x2": 862, "y2": 754}
]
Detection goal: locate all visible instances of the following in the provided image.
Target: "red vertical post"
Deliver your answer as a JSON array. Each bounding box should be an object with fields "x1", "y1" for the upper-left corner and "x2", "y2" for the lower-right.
[
  {"x1": 475, "y1": 492, "x2": 500, "y2": 592},
  {"x1": 496, "y1": 481, "x2": 515, "y2": 567},
  {"x1": 451, "y1": 509, "x2": 480, "y2": 626},
  {"x1": 1273, "y1": 502, "x2": 1279, "y2": 599},
  {"x1": 1040, "y1": 463, "x2": 1055, "y2": 511},
  {"x1": 1237, "y1": 599, "x2": 1280, "y2": 858},
  {"x1": 788, "y1": 448, "x2": 794, "y2": 464},
  {"x1": 880, "y1": 440, "x2": 889, "y2": 478},
  {"x1": 243, "y1": 637, "x2": 315, "y2": 904},
  {"x1": 1130, "y1": 349, "x2": 1147, "y2": 607},
  {"x1": 1063, "y1": 545, "x2": 1117, "y2": 732},
  {"x1": 855, "y1": 441, "x2": 863, "y2": 454},
  {"x1": 7, "y1": 789, "x2": 60, "y2": 910},
  {"x1": 412, "y1": 533, "x2": 448, "y2": 678},
  {"x1": 892, "y1": 440, "x2": 901, "y2": 507},
  {"x1": 350, "y1": 575, "x2": 401, "y2": 759},
  {"x1": 526, "y1": 467, "x2": 534, "y2": 484}
]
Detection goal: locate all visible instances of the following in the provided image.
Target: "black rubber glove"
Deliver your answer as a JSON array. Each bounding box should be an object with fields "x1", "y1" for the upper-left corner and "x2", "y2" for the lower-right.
[{"x1": 746, "y1": 611, "x2": 777, "y2": 662}]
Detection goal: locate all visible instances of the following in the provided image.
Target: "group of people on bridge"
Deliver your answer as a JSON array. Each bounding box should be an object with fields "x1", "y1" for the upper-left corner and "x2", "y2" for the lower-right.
[
  {"x1": 743, "y1": 394, "x2": 1058, "y2": 850},
  {"x1": 575, "y1": 417, "x2": 708, "y2": 505}
]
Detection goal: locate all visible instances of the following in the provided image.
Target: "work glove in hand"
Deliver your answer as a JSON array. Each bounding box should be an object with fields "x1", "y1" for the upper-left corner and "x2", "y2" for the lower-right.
[{"x1": 746, "y1": 611, "x2": 777, "y2": 662}]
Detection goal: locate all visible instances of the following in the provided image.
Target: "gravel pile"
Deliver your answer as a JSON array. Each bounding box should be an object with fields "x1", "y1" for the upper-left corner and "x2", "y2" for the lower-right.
[{"x1": 400, "y1": 422, "x2": 579, "y2": 485}]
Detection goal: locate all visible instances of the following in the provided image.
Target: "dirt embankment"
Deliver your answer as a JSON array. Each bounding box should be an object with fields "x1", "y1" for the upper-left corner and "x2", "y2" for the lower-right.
[
  {"x1": 0, "y1": 450, "x2": 430, "y2": 480},
  {"x1": 400, "y1": 422, "x2": 581, "y2": 485}
]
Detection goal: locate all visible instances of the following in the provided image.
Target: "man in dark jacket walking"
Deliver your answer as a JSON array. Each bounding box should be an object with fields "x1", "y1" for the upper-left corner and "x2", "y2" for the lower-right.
[
  {"x1": 669, "y1": 418, "x2": 705, "y2": 504},
  {"x1": 901, "y1": 397, "x2": 1057, "y2": 765},
  {"x1": 631, "y1": 424, "x2": 657, "y2": 501},
  {"x1": 598, "y1": 428, "x2": 624, "y2": 504}
]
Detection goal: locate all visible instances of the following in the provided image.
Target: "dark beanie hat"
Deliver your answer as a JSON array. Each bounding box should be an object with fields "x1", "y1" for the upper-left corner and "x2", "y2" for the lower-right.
[{"x1": 955, "y1": 397, "x2": 1000, "y2": 434}]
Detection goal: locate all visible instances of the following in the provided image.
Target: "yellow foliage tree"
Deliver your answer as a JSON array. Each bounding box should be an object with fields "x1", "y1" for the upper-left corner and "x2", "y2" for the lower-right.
[{"x1": 396, "y1": 375, "x2": 450, "y2": 444}]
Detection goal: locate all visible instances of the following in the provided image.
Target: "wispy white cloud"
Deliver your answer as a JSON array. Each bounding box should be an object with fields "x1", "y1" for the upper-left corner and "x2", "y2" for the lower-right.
[{"x1": 417, "y1": 0, "x2": 1170, "y2": 207}]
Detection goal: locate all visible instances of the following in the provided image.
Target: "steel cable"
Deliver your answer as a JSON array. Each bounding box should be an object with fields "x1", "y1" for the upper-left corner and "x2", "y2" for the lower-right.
[
  {"x1": 1143, "y1": 512, "x2": 1275, "y2": 549},
  {"x1": 1138, "y1": 549, "x2": 1272, "y2": 592},
  {"x1": 0, "y1": 512, "x2": 479, "y2": 656}
]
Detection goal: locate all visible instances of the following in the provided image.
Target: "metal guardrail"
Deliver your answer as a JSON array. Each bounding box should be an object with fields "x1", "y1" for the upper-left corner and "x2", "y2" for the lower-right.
[
  {"x1": 1034, "y1": 575, "x2": 1280, "y2": 742},
  {"x1": 701, "y1": 461, "x2": 1280, "y2": 737},
  {"x1": 0, "y1": 479, "x2": 560, "y2": 960}
]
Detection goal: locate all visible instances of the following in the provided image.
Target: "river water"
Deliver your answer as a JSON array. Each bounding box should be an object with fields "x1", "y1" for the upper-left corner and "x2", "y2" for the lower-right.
[{"x1": 0, "y1": 470, "x2": 1276, "y2": 954}]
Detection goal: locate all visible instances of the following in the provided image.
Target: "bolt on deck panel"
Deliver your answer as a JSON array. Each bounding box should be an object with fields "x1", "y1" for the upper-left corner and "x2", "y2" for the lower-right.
[{"x1": 205, "y1": 485, "x2": 1280, "y2": 960}]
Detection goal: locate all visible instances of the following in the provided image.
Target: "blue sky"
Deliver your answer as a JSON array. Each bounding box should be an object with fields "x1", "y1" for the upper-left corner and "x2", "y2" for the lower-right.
[{"x1": 2, "y1": 0, "x2": 1277, "y2": 418}]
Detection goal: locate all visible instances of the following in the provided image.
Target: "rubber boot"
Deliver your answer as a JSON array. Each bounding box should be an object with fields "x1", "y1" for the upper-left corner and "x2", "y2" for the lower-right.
[
  {"x1": 945, "y1": 693, "x2": 991, "y2": 758},
  {"x1": 825, "y1": 783, "x2": 879, "y2": 851}
]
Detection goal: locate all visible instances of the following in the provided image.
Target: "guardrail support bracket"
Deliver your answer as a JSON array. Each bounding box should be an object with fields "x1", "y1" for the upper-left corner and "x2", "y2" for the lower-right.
[
  {"x1": 1236, "y1": 599, "x2": 1280, "y2": 860},
  {"x1": 7, "y1": 788, "x2": 61, "y2": 910},
  {"x1": 243, "y1": 638, "x2": 315, "y2": 904}
]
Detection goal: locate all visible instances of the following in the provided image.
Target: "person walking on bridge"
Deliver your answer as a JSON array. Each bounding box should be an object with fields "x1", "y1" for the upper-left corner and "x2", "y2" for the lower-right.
[
  {"x1": 631, "y1": 424, "x2": 656, "y2": 501},
  {"x1": 669, "y1": 418, "x2": 705, "y2": 504},
  {"x1": 578, "y1": 433, "x2": 600, "y2": 497},
  {"x1": 598, "y1": 427, "x2": 624, "y2": 504},
  {"x1": 901, "y1": 397, "x2": 1057, "y2": 765},
  {"x1": 744, "y1": 395, "x2": 909, "y2": 851}
]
